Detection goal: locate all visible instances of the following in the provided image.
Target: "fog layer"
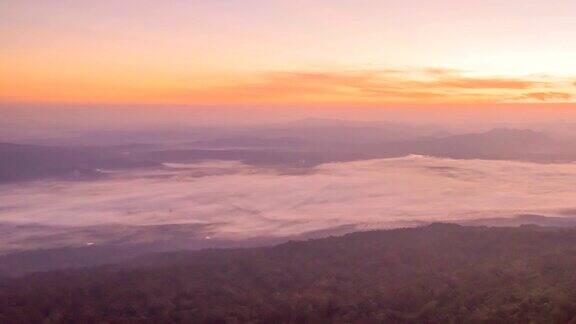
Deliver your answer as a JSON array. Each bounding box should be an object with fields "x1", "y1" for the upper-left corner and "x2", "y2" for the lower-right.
[{"x1": 2, "y1": 156, "x2": 576, "y2": 247}]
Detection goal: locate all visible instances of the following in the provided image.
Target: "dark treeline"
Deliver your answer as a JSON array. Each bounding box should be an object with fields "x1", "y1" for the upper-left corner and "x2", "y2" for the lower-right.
[{"x1": 2, "y1": 224, "x2": 576, "y2": 323}]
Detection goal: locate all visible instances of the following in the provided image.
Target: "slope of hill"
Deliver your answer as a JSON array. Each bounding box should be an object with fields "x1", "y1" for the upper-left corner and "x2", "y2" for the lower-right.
[
  {"x1": 410, "y1": 128, "x2": 562, "y2": 159},
  {"x1": 0, "y1": 143, "x2": 158, "y2": 182},
  {"x1": 2, "y1": 224, "x2": 576, "y2": 323}
]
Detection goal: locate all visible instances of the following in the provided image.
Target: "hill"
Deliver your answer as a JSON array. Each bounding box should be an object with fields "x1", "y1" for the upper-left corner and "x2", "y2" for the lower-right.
[
  {"x1": 0, "y1": 143, "x2": 158, "y2": 182},
  {"x1": 2, "y1": 224, "x2": 576, "y2": 323}
]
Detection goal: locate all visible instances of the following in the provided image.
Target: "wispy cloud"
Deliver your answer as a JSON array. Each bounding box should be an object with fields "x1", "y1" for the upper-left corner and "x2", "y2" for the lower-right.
[
  {"x1": 184, "y1": 68, "x2": 574, "y2": 105},
  {"x1": 516, "y1": 91, "x2": 573, "y2": 102},
  {"x1": 433, "y1": 78, "x2": 542, "y2": 89}
]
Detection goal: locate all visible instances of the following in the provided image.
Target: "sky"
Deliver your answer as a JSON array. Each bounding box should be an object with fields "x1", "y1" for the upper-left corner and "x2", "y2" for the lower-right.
[{"x1": 1, "y1": 0, "x2": 576, "y2": 109}]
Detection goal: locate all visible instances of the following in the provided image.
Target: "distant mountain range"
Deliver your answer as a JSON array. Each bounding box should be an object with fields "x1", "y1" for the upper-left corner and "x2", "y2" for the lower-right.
[
  {"x1": 373, "y1": 128, "x2": 565, "y2": 161},
  {"x1": 2, "y1": 126, "x2": 575, "y2": 182},
  {"x1": 120, "y1": 127, "x2": 576, "y2": 166}
]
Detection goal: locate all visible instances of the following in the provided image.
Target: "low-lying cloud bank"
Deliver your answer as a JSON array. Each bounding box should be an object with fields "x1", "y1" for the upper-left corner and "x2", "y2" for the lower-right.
[{"x1": 2, "y1": 156, "x2": 576, "y2": 250}]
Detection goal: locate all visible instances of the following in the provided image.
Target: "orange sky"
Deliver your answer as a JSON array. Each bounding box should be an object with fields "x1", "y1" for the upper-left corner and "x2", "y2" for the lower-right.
[{"x1": 1, "y1": 0, "x2": 575, "y2": 106}]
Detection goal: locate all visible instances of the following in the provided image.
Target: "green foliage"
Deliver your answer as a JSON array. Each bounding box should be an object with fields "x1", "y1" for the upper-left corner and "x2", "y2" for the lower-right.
[{"x1": 2, "y1": 224, "x2": 576, "y2": 323}]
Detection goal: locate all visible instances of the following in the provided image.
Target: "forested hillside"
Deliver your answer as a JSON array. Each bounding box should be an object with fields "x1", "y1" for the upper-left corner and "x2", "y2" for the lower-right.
[{"x1": 2, "y1": 224, "x2": 576, "y2": 323}]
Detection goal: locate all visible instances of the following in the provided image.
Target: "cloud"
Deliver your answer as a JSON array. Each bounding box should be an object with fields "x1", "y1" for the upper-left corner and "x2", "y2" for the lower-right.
[
  {"x1": 3, "y1": 156, "x2": 576, "y2": 251},
  {"x1": 516, "y1": 91, "x2": 573, "y2": 102},
  {"x1": 185, "y1": 68, "x2": 571, "y2": 104},
  {"x1": 421, "y1": 67, "x2": 462, "y2": 76},
  {"x1": 433, "y1": 77, "x2": 542, "y2": 89}
]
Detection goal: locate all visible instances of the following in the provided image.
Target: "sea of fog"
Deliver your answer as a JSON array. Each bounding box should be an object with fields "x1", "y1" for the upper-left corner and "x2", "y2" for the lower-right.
[{"x1": 2, "y1": 155, "x2": 576, "y2": 251}]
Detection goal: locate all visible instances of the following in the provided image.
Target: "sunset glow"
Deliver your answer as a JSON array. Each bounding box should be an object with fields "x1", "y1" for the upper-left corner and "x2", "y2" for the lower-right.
[
  {"x1": 1, "y1": 0, "x2": 575, "y2": 106},
  {"x1": 6, "y1": 2, "x2": 576, "y2": 319}
]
